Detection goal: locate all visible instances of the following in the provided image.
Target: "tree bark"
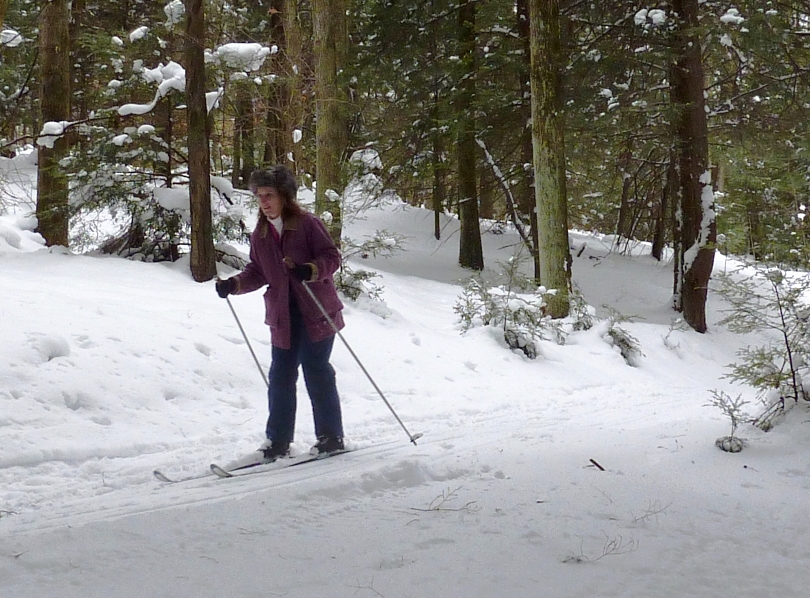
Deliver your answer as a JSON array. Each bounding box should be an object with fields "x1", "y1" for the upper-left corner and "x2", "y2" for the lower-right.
[
  {"x1": 431, "y1": 97, "x2": 446, "y2": 241},
  {"x1": 517, "y1": 0, "x2": 540, "y2": 280},
  {"x1": 36, "y1": 0, "x2": 71, "y2": 247},
  {"x1": 457, "y1": 0, "x2": 483, "y2": 270},
  {"x1": 429, "y1": 13, "x2": 446, "y2": 242},
  {"x1": 652, "y1": 152, "x2": 676, "y2": 261},
  {"x1": 313, "y1": 0, "x2": 347, "y2": 244},
  {"x1": 0, "y1": 0, "x2": 13, "y2": 155},
  {"x1": 529, "y1": 0, "x2": 571, "y2": 318},
  {"x1": 671, "y1": 0, "x2": 715, "y2": 332},
  {"x1": 615, "y1": 139, "x2": 633, "y2": 244},
  {"x1": 185, "y1": 0, "x2": 216, "y2": 282},
  {"x1": 69, "y1": 0, "x2": 88, "y2": 121},
  {"x1": 263, "y1": 87, "x2": 287, "y2": 165},
  {"x1": 155, "y1": 96, "x2": 173, "y2": 186},
  {"x1": 263, "y1": 0, "x2": 289, "y2": 166},
  {"x1": 235, "y1": 86, "x2": 255, "y2": 186},
  {"x1": 479, "y1": 168, "x2": 495, "y2": 221},
  {"x1": 264, "y1": 0, "x2": 305, "y2": 173},
  {"x1": 231, "y1": 116, "x2": 242, "y2": 188},
  {"x1": 282, "y1": 0, "x2": 304, "y2": 168}
]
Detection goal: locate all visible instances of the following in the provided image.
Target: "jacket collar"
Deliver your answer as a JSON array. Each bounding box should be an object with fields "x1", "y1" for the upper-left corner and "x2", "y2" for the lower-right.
[
  {"x1": 259, "y1": 212, "x2": 300, "y2": 237},
  {"x1": 283, "y1": 214, "x2": 300, "y2": 231}
]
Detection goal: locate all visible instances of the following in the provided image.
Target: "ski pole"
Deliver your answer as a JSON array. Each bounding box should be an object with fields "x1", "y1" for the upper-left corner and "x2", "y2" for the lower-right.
[
  {"x1": 299, "y1": 280, "x2": 422, "y2": 446},
  {"x1": 225, "y1": 295, "x2": 269, "y2": 388}
]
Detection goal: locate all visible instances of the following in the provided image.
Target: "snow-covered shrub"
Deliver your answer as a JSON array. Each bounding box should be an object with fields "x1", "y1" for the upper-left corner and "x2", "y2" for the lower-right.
[
  {"x1": 715, "y1": 436, "x2": 744, "y2": 453},
  {"x1": 336, "y1": 230, "x2": 404, "y2": 301},
  {"x1": 454, "y1": 256, "x2": 561, "y2": 359},
  {"x1": 715, "y1": 267, "x2": 810, "y2": 430},
  {"x1": 707, "y1": 390, "x2": 749, "y2": 453},
  {"x1": 602, "y1": 307, "x2": 643, "y2": 366},
  {"x1": 501, "y1": 289, "x2": 559, "y2": 358},
  {"x1": 455, "y1": 276, "x2": 499, "y2": 330},
  {"x1": 69, "y1": 125, "x2": 182, "y2": 256},
  {"x1": 570, "y1": 286, "x2": 596, "y2": 331},
  {"x1": 336, "y1": 267, "x2": 383, "y2": 302},
  {"x1": 342, "y1": 229, "x2": 404, "y2": 262},
  {"x1": 69, "y1": 129, "x2": 249, "y2": 258},
  {"x1": 63, "y1": 7, "x2": 278, "y2": 257},
  {"x1": 662, "y1": 318, "x2": 691, "y2": 352}
]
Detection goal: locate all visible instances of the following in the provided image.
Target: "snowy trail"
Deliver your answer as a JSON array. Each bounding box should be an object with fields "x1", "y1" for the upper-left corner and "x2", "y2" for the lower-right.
[
  {"x1": 3, "y1": 408, "x2": 807, "y2": 598},
  {"x1": 0, "y1": 267, "x2": 748, "y2": 525},
  {"x1": 1, "y1": 359, "x2": 727, "y2": 536},
  {"x1": 3, "y1": 194, "x2": 810, "y2": 597},
  {"x1": 0, "y1": 243, "x2": 690, "y2": 518}
]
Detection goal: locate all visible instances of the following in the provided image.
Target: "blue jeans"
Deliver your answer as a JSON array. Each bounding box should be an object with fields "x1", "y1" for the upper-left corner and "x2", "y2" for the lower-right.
[{"x1": 265, "y1": 303, "x2": 343, "y2": 444}]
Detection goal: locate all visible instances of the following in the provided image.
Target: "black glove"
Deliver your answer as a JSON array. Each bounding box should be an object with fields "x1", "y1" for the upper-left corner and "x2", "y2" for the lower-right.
[
  {"x1": 215, "y1": 278, "x2": 236, "y2": 298},
  {"x1": 290, "y1": 263, "x2": 313, "y2": 282}
]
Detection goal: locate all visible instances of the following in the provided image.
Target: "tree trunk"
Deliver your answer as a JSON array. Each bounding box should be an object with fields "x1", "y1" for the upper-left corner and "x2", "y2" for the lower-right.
[
  {"x1": 746, "y1": 207, "x2": 764, "y2": 260},
  {"x1": 68, "y1": 0, "x2": 89, "y2": 123},
  {"x1": 652, "y1": 152, "x2": 676, "y2": 261},
  {"x1": 478, "y1": 168, "x2": 495, "y2": 221},
  {"x1": 671, "y1": 0, "x2": 715, "y2": 333},
  {"x1": 155, "y1": 98, "x2": 173, "y2": 185},
  {"x1": 0, "y1": 0, "x2": 13, "y2": 158},
  {"x1": 36, "y1": 0, "x2": 71, "y2": 247},
  {"x1": 185, "y1": 0, "x2": 216, "y2": 282},
  {"x1": 263, "y1": 86, "x2": 287, "y2": 165},
  {"x1": 457, "y1": 0, "x2": 483, "y2": 270},
  {"x1": 263, "y1": 0, "x2": 289, "y2": 166},
  {"x1": 231, "y1": 119, "x2": 242, "y2": 188},
  {"x1": 313, "y1": 0, "x2": 347, "y2": 244},
  {"x1": 159, "y1": 97, "x2": 178, "y2": 261},
  {"x1": 529, "y1": 0, "x2": 571, "y2": 318},
  {"x1": 431, "y1": 97, "x2": 446, "y2": 241},
  {"x1": 283, "y1": 0, "x2": 304, "y2": 168},
  {"x1": 615, "y1": 139, "x2": 633, "y2": 244},
  {"x1": 235, "y1": 87, "x2": 255, "y2": 186},
  {"x1": 429, "y1": 13, "x2": 446, "y2": 242},
  {"x1": 263, "y1": 0, "x2": 304, "y2": 168},
  {"x1": 517, "y1": 0, "x2": 540, "y2": 280}
]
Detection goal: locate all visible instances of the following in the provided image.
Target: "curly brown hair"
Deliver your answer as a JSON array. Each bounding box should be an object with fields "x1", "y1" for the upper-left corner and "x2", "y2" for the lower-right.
[{"x1": 249, "y1": 166, "x2": 304, "y2": 219}]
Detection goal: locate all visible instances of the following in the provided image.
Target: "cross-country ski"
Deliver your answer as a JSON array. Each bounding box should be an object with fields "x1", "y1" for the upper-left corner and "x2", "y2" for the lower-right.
[
  {"x1": 209, "y1": 449, "x2": 347, "y2": 478},
  {"x1": 151, "y1": 451, "x2": 341, "y2": 483}
]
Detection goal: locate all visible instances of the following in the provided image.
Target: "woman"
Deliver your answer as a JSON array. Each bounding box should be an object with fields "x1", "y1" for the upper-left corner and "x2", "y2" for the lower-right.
[{"x1": 215, "y1": 166, "x2": 345, "y2": 460}]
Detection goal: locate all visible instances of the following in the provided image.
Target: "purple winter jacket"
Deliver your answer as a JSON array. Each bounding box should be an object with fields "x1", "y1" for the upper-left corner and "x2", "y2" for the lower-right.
[{"x1": 233, "y1": 211, "x2": 344, "y2": 349}]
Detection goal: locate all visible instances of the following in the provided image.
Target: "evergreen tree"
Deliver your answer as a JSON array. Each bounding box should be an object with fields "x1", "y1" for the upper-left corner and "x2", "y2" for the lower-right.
[
  {"x1": 1, "y1": 0, "x2": 40, "y2": 154},
  {"x1": 707, "y1": 1, "x2": 810, "y2": 267},
  {"x1": 1, "y1": 0, "x2": 809, "y2": 282},
  {"x1": 564, "y1": 2, "x2": 674, "y2": 251}
]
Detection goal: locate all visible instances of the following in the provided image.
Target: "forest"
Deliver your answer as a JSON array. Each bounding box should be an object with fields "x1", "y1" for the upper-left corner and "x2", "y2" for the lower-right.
[
  {"x1": 1, "y1": 0, "x2": 809, "y2": 333},
  {"x1": 3, "y1": 6, "x2": 810, "y2": 593}
]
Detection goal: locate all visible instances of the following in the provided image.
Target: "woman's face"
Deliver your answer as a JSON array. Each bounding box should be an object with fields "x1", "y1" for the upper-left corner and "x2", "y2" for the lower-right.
[{"x1": 256, "y1": 186, "x2": 283, "y2": 219}]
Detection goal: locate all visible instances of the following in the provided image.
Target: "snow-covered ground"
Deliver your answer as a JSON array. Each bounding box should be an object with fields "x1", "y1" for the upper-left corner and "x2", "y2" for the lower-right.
[{"x1": 2, "y1": 157, "x2": 809, "y2": 597}]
